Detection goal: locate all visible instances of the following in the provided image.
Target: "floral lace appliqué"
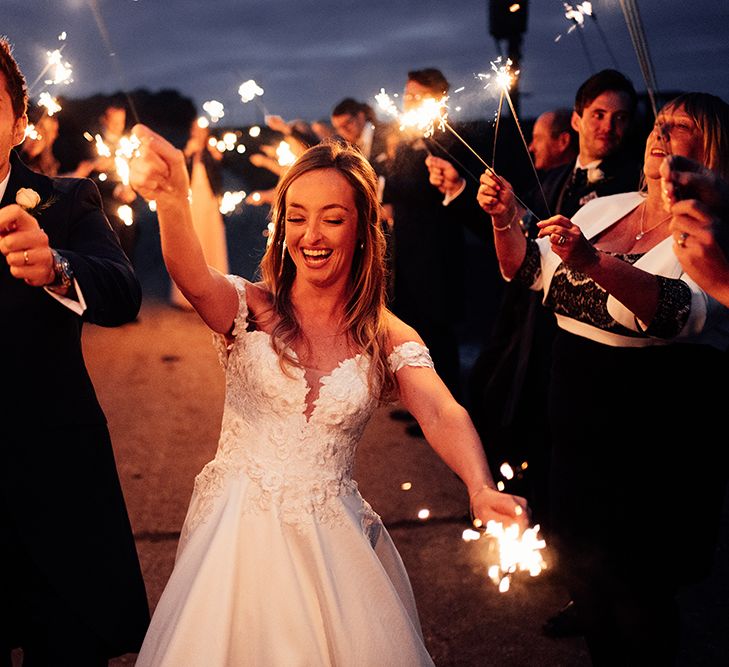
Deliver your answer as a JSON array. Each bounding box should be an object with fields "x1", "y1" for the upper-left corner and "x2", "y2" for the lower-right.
[{"x1": 388, "y1": 341, "x2": 434, "y2": 373}]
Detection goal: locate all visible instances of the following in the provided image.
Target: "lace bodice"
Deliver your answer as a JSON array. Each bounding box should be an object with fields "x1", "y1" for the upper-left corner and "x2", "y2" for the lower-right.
[{"x1": 183, "y1": 276, "x2": 434, "y2": 539}]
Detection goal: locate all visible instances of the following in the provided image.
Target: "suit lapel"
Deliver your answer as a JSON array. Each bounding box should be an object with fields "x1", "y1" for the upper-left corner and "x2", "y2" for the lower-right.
[{"x1": 3, "y1": 151, "x2": 56, "y2": 213}]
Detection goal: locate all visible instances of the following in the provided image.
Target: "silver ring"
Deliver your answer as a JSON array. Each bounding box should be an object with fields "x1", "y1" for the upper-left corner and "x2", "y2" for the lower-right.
[
  {"x1": 23, "y1": 249, "x2": 30, "y2": 265},
  {"x1": 557, "y1": 235, "x2": 567, "y2": 246},
  {"x1": 677, "y1": 232, "x2": 688, "y2": 248}
]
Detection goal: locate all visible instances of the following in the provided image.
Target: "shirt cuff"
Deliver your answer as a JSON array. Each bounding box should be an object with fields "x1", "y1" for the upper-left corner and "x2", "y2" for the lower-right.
[
  {"x1": 442, "y1": 178, "x2": 467, "y2": 206},
  {"x1": 44, "y1": 277, "x2": 87, "y2": 316}
]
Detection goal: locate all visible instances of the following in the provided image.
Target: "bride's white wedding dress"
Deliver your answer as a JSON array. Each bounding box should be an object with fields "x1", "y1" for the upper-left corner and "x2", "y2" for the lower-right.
[{"x1": 136, "y1": 276, "x2": 436, "y2": 666}]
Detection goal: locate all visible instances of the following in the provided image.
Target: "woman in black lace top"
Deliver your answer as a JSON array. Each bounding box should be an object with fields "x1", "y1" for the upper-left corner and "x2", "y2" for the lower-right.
[{"x1": 478, "y1": 92, "x2": 729, "y2": 665}]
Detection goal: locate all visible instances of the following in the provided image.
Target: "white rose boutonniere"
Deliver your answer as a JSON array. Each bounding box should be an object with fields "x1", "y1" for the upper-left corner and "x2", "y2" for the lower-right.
[
  {"x1": 15, "y1": 187, "x2": 56, "y2": 217},
  {"x1": 586, "y1": 167, "x2": 605, "y2": 185}
]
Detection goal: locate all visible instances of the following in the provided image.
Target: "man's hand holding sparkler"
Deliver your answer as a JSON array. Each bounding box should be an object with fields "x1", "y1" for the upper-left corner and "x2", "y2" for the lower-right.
[
  {"x1": 0, "y1": 205, "x2": 55, "y2": 287},
  {"x1": 425, "y1": 155, "x2": 465, "y2": 200}
]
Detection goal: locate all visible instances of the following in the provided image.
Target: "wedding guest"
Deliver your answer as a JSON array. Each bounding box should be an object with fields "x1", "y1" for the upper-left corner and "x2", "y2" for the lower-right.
[
  {"x1": 129, "y1": 128, "x2": 528, "y2": 666},
  {"x1": 661, "y1": 152, "x2": 729, "y2": 306},
  {"x1": 330, "y1": 97, "x2": 394, "y2": 180},
  {"x1": 170, "y1": 117, "x2": 228, "y2": 310},
  {"x1": 85, "y1": 98, "x2": 139, "y2": 261},
  {"x1": 382, "y1": 68, "x2": 466, "y2": 425},
  {"x1": 528, "y1": 108, "x2": 578, "y2": 172},
  {"x1": 0, "y1": 37, "x2": 149, "y2": 666},
  {"x1": 478, "y1": 91, "x2": 729, "y2": 666},
  {"x1": 19, "y1": 103, "x2": 60, "y2": 177}
]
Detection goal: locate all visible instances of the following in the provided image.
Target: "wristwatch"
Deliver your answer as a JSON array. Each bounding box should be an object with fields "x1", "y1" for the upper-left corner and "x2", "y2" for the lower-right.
[{"x1": 47, "y1": 249, "x2": 74, "y2": 292}]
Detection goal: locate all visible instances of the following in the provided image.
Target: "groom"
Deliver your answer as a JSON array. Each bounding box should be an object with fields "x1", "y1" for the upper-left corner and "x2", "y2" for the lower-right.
[{"x1": 0, "y1": 38, "x2": 149, "y2": 665}]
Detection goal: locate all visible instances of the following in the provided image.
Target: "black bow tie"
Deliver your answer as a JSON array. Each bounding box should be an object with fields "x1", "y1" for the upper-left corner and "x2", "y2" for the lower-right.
[{"x1": 571, "y1": 167, "x2": 588, "y2": 190}]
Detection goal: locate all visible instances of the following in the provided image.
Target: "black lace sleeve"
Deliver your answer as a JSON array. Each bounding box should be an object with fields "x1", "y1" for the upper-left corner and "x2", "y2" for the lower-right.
[
  {"x1": 512, "y1": 238, "x2": 541, "y2": 287},
  {"x1": 643, "y1": 276, "x2": 692, "y2": 339}
]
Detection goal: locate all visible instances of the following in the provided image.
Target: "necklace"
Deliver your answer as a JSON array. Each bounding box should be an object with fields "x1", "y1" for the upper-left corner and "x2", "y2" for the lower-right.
[{"x1": 635, "y1": 204, "x2": 671, "y2": 240}]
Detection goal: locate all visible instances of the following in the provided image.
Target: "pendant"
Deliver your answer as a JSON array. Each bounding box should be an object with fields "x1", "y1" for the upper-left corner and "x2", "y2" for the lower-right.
[{"x1": 635, "y1": 232, "x2": 644, "y2": 240}]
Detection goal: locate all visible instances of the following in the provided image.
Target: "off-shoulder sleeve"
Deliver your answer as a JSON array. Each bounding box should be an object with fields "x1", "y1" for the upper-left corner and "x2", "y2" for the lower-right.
[
  {"x1": 387, "y1": 341, "x2": 434, "y2": 373},
  {"x1": 212, "y1": 275, "x2": 250, "y2": 368}
]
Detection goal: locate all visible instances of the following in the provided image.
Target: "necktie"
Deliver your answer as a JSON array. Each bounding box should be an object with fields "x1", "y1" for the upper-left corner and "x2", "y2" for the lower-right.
[
  {"x1": 559, "y1": 168, "x2": 589, "y2": 217},
  {"x1": 571, "y1": 167, "x2": 588, "y2": 191}
]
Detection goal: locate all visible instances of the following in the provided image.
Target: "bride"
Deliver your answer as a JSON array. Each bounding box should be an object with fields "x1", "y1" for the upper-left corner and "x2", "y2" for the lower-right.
[{"x1": 129, "y1": 126, "x2": 528, "y2": 666}]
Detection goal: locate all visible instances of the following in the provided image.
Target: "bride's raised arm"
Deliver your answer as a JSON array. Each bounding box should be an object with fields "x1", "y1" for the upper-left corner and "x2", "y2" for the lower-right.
[{"x1": 129, "y1": 124, "x2": 238, "y2": 334}]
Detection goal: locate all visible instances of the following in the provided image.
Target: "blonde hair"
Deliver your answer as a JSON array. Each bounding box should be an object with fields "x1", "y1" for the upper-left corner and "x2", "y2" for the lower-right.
[
  {"x1": 259, "y1": 139, "x2": 396, "y2": 400},
  {"x1": 661, "y1": 92, "x2": 729, "y2": 181}
]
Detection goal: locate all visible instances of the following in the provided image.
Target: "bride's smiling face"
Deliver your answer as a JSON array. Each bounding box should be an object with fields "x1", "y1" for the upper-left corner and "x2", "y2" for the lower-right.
[{"x1": 284, "y1": 168, "x2": 359, "y2": 289}]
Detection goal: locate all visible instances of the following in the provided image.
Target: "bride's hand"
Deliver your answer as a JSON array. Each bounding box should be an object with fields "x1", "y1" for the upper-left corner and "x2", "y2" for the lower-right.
[
  {"x1": 469, "y1": 485, "x2": 530, "y2": 533},
  {"x1": 129, "y1": 124, "x2": 190, "y2": 206}
]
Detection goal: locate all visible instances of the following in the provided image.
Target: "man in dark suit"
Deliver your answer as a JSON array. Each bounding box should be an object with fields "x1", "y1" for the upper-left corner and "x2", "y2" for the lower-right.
[
  {"x1": 330, "y1": 98, "x2": 394, "y2": 181},
  {"x1": 0, "y1": 38, "x2": 149, "y2": 665},
  {"x1": 381, "y1": 68, "x2": 466, "y2": 415}
]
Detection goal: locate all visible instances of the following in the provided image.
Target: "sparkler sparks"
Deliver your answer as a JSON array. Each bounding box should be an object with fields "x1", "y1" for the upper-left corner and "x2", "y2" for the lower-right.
[
  {"x1": 374, "y1": 89, "x2": 448, "y2": 138},
  {"x1": 484, "y1": 522, "x2": 546, "y2": 592},
  {"x1": 276, "y1": 141, "x2": 297, "y2": 167},
  {"x1": 462, "y1": 518, "x2": 547, "y2": 592},
  {"x1": 238, "y1": 79, "x2": 264, "y2": 104},
  {"x1": 37, "y1": 92, "x2": 62, "y2": 116},
  {"x1": 219, "y1": 190, "x2": 247, "y2": 215},
  {"x1": 202, "y1": 100, "x2": 225, "y2": 123},
  {"x1": 564, "y1": 1, "x2": 592, "y2": 30},
  {"x1": 44, "y1": 49, "x2": 74, "y2": 86},
  {"x1": 117, "y1": 204, "x2": 134, "y2": 227}
]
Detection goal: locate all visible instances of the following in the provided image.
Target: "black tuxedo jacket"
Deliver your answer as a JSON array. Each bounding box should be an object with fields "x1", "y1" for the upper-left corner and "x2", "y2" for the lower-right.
[
  {"x1": 381, "y1": 134, "x2": 466, "y2": 326},
  {"x1": 0, "y1": 152, "x2": 149, "y2": 654}
]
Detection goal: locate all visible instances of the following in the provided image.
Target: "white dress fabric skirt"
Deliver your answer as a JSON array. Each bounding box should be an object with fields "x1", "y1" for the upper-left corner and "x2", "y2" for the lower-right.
[{"x1": 137, "y1": 276, "x2": 436, "y2": 666}]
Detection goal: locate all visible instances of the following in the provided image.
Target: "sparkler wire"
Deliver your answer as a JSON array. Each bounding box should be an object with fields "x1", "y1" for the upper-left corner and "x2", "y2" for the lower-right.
[
  {"x1": 502, "y1": 91, "x2": 552, "y2": 217},
  {"x1": 590, "y1": 12, "x2": 620, "y2": 69},
  {"x1": 443, "y1": 122, "x2": 541, "y2": 222},
  {"x1": 492, "y1": 91, "x2": 504, "y2": 169},
  {"x1": 619, "y1": 0, "x2": 672, "y2": 158},
  {"x1": 87, "y1": 0, "x2": 140, "y2": 124}
]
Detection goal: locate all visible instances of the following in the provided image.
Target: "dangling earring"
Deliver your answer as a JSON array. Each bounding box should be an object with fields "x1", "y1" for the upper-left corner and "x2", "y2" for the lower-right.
[{"x1": 359, "y1": 241, "x2": 364, "y2": 250}]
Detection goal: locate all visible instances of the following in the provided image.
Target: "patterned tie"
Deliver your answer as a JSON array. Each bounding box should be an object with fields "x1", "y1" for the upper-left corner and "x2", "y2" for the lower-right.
[{"x1": 559, "y1": 168, "x2": 589, "y2": 217}]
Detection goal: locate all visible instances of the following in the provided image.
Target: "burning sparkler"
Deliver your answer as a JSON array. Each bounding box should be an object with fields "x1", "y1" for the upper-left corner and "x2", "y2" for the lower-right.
[
  {"x1": 44, "y1": 49, "x2": 74, "y2": 86},
  {"x1": 37, "y1": 92, "x2": 62, "y2": 116},
  {"x1": 484, "y1": 521, "x2": 546, "y2": 592},
  {"x1": 561, "y1": 2, "x2": 620, "y2": 69},
  {"x1": 219, "y1": 190, "x2": 247, "y2": 215},
  {"x1": 375, "y1": 84, "x2": 541, "y2": 220},
  {"x1": 238, "y1": 80, "x2": 264, "y2": 104},
  {"x1": 276, "y1": 140, "x2": 297, "y2": 167},
  {"x1": 479, "y1": 57, "x2": 551, "y2": 217},
  {"x1": 202, "y1": 100, "x2": 225, "y2": 124}
]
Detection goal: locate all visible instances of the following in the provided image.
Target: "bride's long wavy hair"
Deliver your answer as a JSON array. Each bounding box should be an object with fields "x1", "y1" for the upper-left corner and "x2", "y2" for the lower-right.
[{"x1": 259, "y1": 139, "x2": 396, "y2": 401}]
